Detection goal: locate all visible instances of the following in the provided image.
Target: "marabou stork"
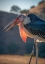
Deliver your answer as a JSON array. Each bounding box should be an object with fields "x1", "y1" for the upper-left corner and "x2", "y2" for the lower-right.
[{"x1": 4, "y1": 13, "x2": 45, "y2": 64}]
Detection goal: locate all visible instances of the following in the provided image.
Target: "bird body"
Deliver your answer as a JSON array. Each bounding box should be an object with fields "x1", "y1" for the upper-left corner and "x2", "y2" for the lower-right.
[
  {"x1": 4, "y1": 13, "x2": 45, "y2": 64},
  {"x1": 23, "y1": 14, "x2": 45, "y2": 42},
  {"x1": 20, "y1": 24, "x2": 45, "y2": 42},
  {"x1": 4, "y1": 13, "x2": 45, "y2": 42}
]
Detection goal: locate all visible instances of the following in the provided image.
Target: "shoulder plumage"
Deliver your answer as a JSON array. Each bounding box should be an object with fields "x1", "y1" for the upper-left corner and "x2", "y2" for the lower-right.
[
  {"x1": 27, "y1": 13, "x2": 45, "y2": 22},
  {"x1": 23, "y1": 16, "x2": 31, "y2": 25}
]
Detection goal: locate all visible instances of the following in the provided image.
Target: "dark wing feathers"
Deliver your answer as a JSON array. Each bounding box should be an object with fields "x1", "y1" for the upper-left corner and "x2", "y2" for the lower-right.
[
  {"x1": 27, "y1": 13, "x2": 45, "y2": 22},
  {"x1": 24, "y1": 14, "x2": 45, "y2": 39}
]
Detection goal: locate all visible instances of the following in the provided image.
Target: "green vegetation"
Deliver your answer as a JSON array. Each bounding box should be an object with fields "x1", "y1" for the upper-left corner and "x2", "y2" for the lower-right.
[
  {"x1": 0, "y1": 45, "x2": 5, "y2": 54},
  {"x1": 7, "y1": 42, "x2": 20, "y2": 54},
  {"x1": 25, "y1": 42, "x2": 33, "y2": 54},
  {"x1": 38, "y1": 43, "x2": 45, "y2": 58}
]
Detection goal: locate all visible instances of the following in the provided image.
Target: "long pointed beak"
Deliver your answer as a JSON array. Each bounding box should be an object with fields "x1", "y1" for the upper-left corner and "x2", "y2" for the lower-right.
[{"x1": 4, "y1": 18, "x2": 18, "y2": 32}]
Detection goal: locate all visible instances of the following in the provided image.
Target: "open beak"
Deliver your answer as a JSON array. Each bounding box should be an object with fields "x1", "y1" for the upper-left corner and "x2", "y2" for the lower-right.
[{"x1": 4, "y1": 17, "x2": 18, "y2": 32}]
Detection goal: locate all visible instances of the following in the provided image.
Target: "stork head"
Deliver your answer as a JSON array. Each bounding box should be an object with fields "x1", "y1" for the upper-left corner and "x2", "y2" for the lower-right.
[
  {"x1": 4, "y1": 14, "x2": 26, "y2": 32},
  {"x1": 4, "y1": 14, "x2": 31, "y2": 42}
]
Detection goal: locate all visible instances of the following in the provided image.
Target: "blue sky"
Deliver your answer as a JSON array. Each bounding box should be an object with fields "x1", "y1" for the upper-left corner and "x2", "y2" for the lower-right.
[{"x1": 0, "y1": 0, "x2": 41, "y2": 12}]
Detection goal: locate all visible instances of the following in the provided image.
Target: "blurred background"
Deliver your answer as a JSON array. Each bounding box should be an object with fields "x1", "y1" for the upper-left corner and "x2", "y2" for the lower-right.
[{"x1": 0, "y1": 0, "x2": 45, "y2": 58}]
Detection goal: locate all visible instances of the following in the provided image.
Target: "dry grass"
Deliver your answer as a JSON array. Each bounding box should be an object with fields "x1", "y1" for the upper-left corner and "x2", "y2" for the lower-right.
[{"x1": 0, "y1": 55, "x2": 45, "y2": 64}]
